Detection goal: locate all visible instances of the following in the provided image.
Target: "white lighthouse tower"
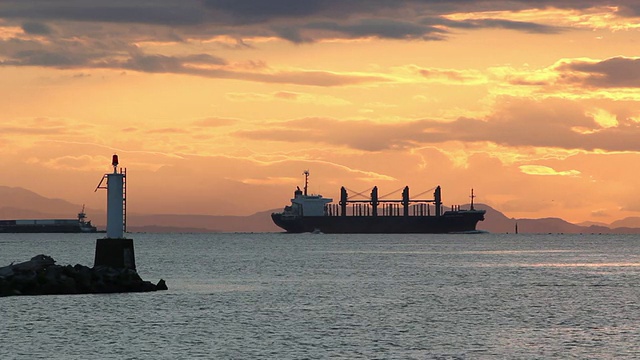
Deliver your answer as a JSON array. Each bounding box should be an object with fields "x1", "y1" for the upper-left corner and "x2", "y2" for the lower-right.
[
  {"x1": 94, "y1": 154, "x2": 135, "y2": 270},
  {"x1": 106, "y1": 154, "x2": 125, "y2": 238}
]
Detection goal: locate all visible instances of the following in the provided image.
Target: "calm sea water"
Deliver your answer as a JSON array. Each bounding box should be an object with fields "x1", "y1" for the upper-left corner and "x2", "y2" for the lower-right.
[{"x1": 2, "y1": 232, "x2": 640, "y2": 359}]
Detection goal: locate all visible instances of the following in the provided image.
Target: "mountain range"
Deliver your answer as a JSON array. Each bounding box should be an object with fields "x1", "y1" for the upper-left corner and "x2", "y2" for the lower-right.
[{"x1": 1, "y1": 186, "x2": 640, "y2": 234}]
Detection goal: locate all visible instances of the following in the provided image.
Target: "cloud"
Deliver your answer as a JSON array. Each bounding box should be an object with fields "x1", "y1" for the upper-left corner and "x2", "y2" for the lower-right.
[
  {"x1": 201, "y1": 1, "x2": 640, "y2": 26},
  {"x1": 0, "y1": 1, "x2": 633, "y2": 38},
  {"x1": 145, "y1": 128, "x2": 190, "y2": 134},
  {"x1": 590, "y1": 209, "x2": 610, "y2": 218},
  {"x1": 193, "y1": 117, "x2": 238, "y2": 127},
  {"x1": 5, "y1": 49, "x2": 89, "y2": 67},
  {"x1": 291, "y1": 18, "x2": 449, "y2": 42},
  {"x1": 21, "y1": 21, "x2": 52, "y2": 35},
  {"x1": 273, "y1": 91, "x2": 299, "y2": 100},
  {"x1": 620, "y1": 201, "x2": 640, "y2": 213},
  {"x1": 0, "y1": 1, "x2": 636, "y2": 84},
  {"x1": 501, "y1": 57, "x2": 640, "y2": 96},
  {"x1": 0, "y1": 1, "x2": 206, "y2": 26},
  {"x1": 437, "y1": 17, "x2": 562, "y2": 34},
  {"x1": 0, "y1": 118, "x2": 71, "y2": 136},
  {"x1": 519, "y1": 165, "x2": 580, "y2": 176},
  {"x1": 235, "y1": 117, "x2": 428, "y2": 151},
  {"x1": 227, "y1": 91, "x2": 350, "y2": 105},
  {"x1": 38, "y1": 154, "x2": 103, "y2": 171},
  {"x1": 234, "y1": 97, "x2": 640, "y2": 153},
  {"x1": 120, "y1": 52, "x2": 227, "y2": 73},
  {"x1": 0, "y1": 40, "x2": 385, "y2": 86},
  {"x1": 0, "y1": 0, "x2": 560, "y2": 42},
  {"x1": 204, "y1": 0, "x2": 329, "y2": 20},
  {"x1": 556, "y1": 57, "x2": 640, "y2": 88},
  {"x1": 415, "y1": 66, "x2": 487, "y2": 84},
  {"x1": 225, "y1": 92, "x2": 270, "y2": 102},
  {"x1": 237, "y1": 70, "x2": 386, "y2": 86}
]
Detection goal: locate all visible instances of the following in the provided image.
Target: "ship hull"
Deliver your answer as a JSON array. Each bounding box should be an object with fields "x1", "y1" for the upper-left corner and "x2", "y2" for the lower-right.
[
  {"x1": 271, "y1": 211, "x2": 485, "y2": 234},
  {"x1": 0, "y1": 226, "x2": 95, "y2": 233},
  {"x1": 0, "y1": 222, "x2": 97, "y2": 233}
]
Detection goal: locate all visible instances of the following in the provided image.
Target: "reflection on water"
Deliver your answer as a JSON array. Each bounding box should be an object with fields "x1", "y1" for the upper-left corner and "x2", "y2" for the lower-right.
[
  {"x1": 461, "y1": 249, "x2": 577, "y2": 254},
  {"x1": 2, "y1": 233, "x2": 640, "y2": 359},
  {"x1": 529, "y1": 262, "x2": 640, "y2": 267}
]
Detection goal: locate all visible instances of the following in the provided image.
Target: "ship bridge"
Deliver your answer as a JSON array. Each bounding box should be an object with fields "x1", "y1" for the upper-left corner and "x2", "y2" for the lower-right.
[{"x1": 290, "y1": 190, "x2": 332, "y2": 216}]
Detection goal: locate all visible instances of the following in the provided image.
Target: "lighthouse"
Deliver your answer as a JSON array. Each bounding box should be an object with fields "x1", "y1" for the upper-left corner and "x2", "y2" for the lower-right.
[
  {"x1": 106, "y1": 154, "x2": 125, "y2": 238},
  {"x1": 94, "y1": 154, "x2": 135, "y2": 270}
]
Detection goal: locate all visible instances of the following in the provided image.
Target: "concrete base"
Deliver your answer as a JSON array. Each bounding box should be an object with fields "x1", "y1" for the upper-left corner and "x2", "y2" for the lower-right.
[{"x1": 94, "y1": 238, "x2": 136, "y2": 270}]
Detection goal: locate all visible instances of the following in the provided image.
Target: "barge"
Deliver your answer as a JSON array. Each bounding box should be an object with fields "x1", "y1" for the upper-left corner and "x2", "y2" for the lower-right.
[{"x1": 0, "y1": 208, "x2": 97, "y2": 233}]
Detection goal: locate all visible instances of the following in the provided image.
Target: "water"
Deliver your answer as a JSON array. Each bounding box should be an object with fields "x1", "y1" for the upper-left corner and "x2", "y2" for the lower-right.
[{"x1": 2, "y1": 233, "x2": 640, "y2": 359}]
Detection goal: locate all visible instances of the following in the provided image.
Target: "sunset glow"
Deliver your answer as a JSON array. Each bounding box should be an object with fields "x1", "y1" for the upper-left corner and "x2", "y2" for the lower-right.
[{"x1": 2, "y1": 1, "x2": 640, "y2": 224}]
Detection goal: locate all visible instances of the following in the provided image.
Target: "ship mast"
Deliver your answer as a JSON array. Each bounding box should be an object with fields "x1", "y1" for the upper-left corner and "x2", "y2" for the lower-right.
[
  {"x1": 303, "y1": 170, "x2": 309, "y2": 196},
  {"x1": 470, "y1": 188, "x2": 475, "y2": 211},
  {"x1": 78, "y1": 204, "x2": 87, "y2": 224}
]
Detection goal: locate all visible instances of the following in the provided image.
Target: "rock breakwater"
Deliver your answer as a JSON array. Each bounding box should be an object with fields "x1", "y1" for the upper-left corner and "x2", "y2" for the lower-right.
[{"x1": 0, "y1": 255, "x2": 167, "y2": 297}]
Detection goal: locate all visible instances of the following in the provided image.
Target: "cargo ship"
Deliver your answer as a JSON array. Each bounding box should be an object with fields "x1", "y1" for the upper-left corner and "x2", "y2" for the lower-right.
[
  {"x1": 272, "y1": 171, "x2": 485, "y2": 234},
  {"x1": 0, "y1": 207, "x2": 97, "y2": 233}
]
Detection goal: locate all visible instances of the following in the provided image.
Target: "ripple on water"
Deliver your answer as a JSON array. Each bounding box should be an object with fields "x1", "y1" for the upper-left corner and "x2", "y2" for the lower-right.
[{"x1": 2, "y1": 233, "x2": 640, "y2": 358}]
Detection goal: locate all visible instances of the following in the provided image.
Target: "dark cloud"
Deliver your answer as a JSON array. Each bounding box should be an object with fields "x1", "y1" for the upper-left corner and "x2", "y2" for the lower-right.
[
  {"x1": 0, "y1": 35, "x2": 126, "y2": 68},
  {"x1": 506, "y1": 57, "x2": 640, "y2": 89},
  {"x1": 0, "y1": 0, "x2": 595, "y2": 42},
  {"x1": 558, "y1": 57, "x2": 640, "y2": 88},
  {"x1": 453, "y1": 18, "x2": 561, "y2": 34},
  {"x1": 21, "y1": 21, "x2": 52, "y2": 35},
  {"x1": 234, "y1": 98, "x2": 640, "y2": 152},
  {"x1": 208, "y1": 2, "x2": 554, "y2": 42},
  {"x1": 120, "y1": 52, "x2": 226, "y2": 73},
  {"x1": 616, "y1": 3, "x2": 640, "y2": 17},
  {"x1": 202, "y1": 0, "x2": 344, "y2": 23},
  {"x1": 0, "y1": 1, "x2": 206, "y2": 26},
  {"x1": 201, "y1": 0, "x2": 640, "y2": 23},
  {"x1": 0, "y1": 1, "x2": 633, "y2": 79},
  {"x1": 0, "y1": 37, "x2": 385, "y2": 86},
  {"x1": 6, "y1": 49, "x2": 85, "y2": 67},
  {"x1": 0, "y1": 42, "x2": 228, "y2": 71},
  {"x1": 304, "y1": 19, "x2": 448, "y2": 41}
]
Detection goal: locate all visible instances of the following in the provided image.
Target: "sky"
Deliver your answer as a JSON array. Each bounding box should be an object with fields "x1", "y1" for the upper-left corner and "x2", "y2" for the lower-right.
[{"x1": 2, "y1": 1, "x2": 640, "y2": 224}]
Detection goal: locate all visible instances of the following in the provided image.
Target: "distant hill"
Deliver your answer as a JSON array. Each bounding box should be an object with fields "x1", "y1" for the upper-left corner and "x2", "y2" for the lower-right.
[
  {"x1": 1, "y1": 185, "x2": 640, "y2": 234},
  {"x1": 0, "y1": 186, "x2": 100, "y2": 220},
  {"x1": 475, "y1": 202, "x2": 588, "y2": 233},
  {"x1": 128, "y1": 207, "x2": 640, "y2": 234},
  {"x1": 576, "y1": 220, "x2": 609, "y2": 227},
  {"x1": 127, "y1": 211, "x2": 281, "y2": 233},
  {"x1": 127, "y1": 225, "x2": 220, "y2": 233},
  {"x1": 0, "y1": 185, "x2": 279, "y2": 233},
  {"x1": 474, "y1": 204, "x2": 628, "y2": 234},
  {"x1": 474, "y1": 204, "x2": 513, "y2": 233},
  {"x1": 609, "y1": 217, "x2": 640, "y2": 229}
]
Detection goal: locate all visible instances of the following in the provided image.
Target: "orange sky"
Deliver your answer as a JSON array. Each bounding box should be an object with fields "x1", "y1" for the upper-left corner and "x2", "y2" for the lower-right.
[{"x1": 2, "y1": 1, "x2": 640, "y2": 224}]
